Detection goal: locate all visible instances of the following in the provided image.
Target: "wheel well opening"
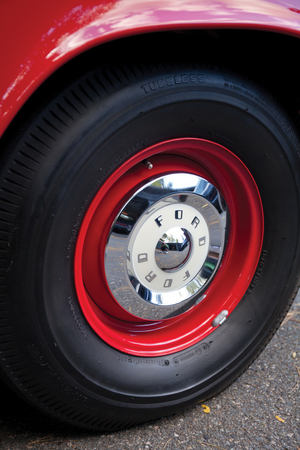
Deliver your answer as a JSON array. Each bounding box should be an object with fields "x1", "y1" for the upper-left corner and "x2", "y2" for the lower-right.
[{"x1": 1, "y1": 28, "x2": 300, "y2": 150}]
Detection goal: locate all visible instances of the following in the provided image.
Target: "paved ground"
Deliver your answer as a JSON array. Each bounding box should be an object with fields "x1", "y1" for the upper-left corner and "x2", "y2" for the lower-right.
[{"x1": 0, "y1": 296, "x2": 299, "y2": 450}]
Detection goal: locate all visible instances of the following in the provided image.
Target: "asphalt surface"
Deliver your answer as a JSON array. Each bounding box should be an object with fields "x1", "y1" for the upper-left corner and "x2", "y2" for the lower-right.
[{"x1": 0, "y1": 296, "x2": 299, "y2": 450}]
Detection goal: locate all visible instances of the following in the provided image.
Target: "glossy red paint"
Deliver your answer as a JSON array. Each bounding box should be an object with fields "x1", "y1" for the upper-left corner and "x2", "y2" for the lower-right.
[
  {"x1": 74, "y1": 138, "x2": 264, "y2": 356},
  {"x1": 1, "y1": 0, "x2": 300, "y2": 138}
]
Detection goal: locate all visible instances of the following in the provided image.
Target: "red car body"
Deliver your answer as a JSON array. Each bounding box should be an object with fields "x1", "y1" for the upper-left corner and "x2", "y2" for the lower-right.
[{"x1": 2, "y1": 0, "x2": 300, "y2": 138}]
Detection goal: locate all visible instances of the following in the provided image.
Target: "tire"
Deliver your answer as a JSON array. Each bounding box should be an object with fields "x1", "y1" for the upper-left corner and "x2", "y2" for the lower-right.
[{"x1": 1, "y1": 62, "x2": 300, "y2": 431}]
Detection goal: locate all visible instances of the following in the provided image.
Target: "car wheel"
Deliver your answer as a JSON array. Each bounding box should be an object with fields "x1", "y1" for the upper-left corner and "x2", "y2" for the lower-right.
[{"x1": 1, "y1": 63, "x2": 300, "y2": 430}]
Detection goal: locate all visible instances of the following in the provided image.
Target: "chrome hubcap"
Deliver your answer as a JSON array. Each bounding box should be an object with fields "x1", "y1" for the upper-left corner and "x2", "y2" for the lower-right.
[{"x1": 105, "y1": 173, "x2": 227, "y2": 320}]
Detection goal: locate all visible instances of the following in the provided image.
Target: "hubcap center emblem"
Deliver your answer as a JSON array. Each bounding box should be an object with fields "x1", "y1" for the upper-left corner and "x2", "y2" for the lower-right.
[{"x1": 155, "y1": 227, "x2": 191, "y2": 271}]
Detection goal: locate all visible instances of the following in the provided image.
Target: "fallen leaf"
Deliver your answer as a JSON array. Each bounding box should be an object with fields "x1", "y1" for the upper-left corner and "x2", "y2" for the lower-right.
[
  {"x1": 290, "y1": 382, "x2": 299, "y2": 394},
  {"x1": 292, "y1": 352, "x2": 297, "y2": 358},
  {"x1": 275, "y1": 415, "x2": 285, "y2": 423},
  {"x1": 162, "y1": 438, "x2": 172, "y2": 450},
  {"x1": 28, "y1": 435, "x2": 54, "y2": 445},
  {"x1": 202, "y1": 404, "x2": 210, "y2": 413},
  {"x1": 281, "y1": 310, "x2": 300, "y2": 326}
]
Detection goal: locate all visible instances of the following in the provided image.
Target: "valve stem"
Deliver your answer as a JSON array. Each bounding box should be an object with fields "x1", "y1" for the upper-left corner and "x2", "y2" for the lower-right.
[{"x1": 143, "y1": 160, "x2": 153, "y2": 170}]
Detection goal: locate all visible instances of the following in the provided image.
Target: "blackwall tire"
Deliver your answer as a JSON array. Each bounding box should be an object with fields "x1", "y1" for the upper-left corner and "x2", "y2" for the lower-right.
[{"x1": 1, "y1": 63, "x2": 300, "y2": 431}]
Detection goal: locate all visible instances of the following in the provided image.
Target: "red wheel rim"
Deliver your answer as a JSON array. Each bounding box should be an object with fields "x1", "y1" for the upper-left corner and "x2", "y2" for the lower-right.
[{"x1": 74, "y1": 138, "x2": 264, "y2": 356}]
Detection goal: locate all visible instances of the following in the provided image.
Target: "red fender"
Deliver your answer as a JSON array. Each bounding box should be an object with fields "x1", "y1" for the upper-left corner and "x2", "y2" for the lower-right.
[{"x1": 1, "y1": 0, "x2": 300, "y2": 137}]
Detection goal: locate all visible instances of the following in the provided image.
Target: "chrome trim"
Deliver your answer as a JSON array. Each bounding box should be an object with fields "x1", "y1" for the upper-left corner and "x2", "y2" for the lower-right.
[{"x1": 105, "y1": 174, "x2": 227, "y2": 320}]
